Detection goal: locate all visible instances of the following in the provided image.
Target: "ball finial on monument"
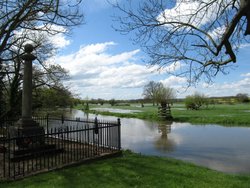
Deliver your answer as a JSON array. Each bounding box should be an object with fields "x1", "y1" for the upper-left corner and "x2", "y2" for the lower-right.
[{"x1": 24, "y1": 43, "x2": 34, "y2": 53}]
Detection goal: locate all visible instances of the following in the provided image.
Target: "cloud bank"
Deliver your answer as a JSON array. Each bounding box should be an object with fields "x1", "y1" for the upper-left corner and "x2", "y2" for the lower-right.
[
  {"x1": 50, "y1": 42, "x2": 160, "y2": 99},
  {"x1": 47, "y1": 40, "x2": 250, "y2": 99}
]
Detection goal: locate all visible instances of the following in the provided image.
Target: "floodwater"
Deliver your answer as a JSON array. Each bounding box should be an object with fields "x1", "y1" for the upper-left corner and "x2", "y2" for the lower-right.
[
  {"x1": 92, "y1": 108, "x2": 141, "y2": 114},
  {"x1": 65, "y1": 109, "x2": 250, "y2": 174}
]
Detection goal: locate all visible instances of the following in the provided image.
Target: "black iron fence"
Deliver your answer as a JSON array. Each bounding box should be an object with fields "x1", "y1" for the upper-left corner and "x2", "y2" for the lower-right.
[{"x1": 0, "y1": 116, "x2": 121, "y2": 180}]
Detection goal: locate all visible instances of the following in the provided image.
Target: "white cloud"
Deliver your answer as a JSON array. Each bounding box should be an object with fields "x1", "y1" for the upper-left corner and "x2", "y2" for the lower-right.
[
  {"x1": 51, "y1": 42, "x2": 158, "y2": 99},
  {"x1": 159, "y1": 74, "x2": 250, "y2": 98},
  {"x1": 49, "y1": 33, "x2": 70, "y2": 48},
  {"x1": 157, "y1": 0, "x2": 223, "y2": 28},
  {"x1": 241, "y1": 73, "x2": 250, "y2": 77},
  {"x1": 208, "y1": 25, "x2": 226, "y2": 40},
  {"x1": 50, "y1": 39, "x2": 250, "y2": 99},
  {"x1": 239, "y1": 43, "x2": 250, "y2": 49},
  {"x1": 159, "y1": 76, "x2": 189, "y2": 97},
  {"x1": 163, "y1": 62, "x2": 182, "y2": 73},
  {"x1": 81, "y1": 42, "x2": 116, "y2": 54},
  {"x1": 55, "y1": 42, "x2": 142, "y2": 75},
  {"x1": 161, "y1": 76, "x2": 187, "y2": 87},
  {"x1": 48, "y1": 40, "x2": 249, "y2": 100},
  {"x1": 195, "y1": 78, "x2": 250, "y2": 97},
  {"x1": 40, "y1": 24, "x2": 70, "y2": 49},
  {"x1": 13, "y1": 24, "x2": 70, "y2": 49}
]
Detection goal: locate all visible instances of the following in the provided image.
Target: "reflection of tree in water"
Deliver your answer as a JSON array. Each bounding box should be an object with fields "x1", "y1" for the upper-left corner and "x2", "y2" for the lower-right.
[{"x1": 155, "y1": 122, "x2": 175, "y2": 152}]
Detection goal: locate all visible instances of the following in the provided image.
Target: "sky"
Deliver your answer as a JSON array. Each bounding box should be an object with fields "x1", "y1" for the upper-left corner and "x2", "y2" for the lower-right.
[{"x1": 47, "y1": 0, "x2": 250, "y2": 100}]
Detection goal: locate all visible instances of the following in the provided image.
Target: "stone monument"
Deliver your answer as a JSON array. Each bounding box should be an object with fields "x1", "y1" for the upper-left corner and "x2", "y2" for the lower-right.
[{"x1": 15, "y1": 44, "x2": 44, "y2": 148}]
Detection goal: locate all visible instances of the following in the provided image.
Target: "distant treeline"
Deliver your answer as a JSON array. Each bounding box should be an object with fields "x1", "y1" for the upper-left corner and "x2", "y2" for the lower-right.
[
  {"x1": 72, "y1": 98, "x2": 149, "y2": 106},
  {"x1": 72, "y1": 94, "x2": 249, "y2": 106},
  {"x1": 172, "y1": 95, "x2": 249, "y2": 104}
]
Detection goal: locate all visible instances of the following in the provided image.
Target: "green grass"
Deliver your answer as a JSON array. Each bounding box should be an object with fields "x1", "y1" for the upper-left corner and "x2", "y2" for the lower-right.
[
  {"x1": 172, "y1": 103, "x2": 250, "y2": 126},
  {"x1": 1, "y1": 151, "x2": 250, "y2": 188},
  {"x1": 75, "y1": 103, "x2": 250, "y2": 126}
]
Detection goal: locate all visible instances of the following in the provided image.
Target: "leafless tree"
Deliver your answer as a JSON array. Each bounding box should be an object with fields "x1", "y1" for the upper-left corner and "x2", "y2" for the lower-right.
[
  {"x1": 143, "y1": 81, "x2": 161, "y2": 105},
  {"x1": 143, "y1": 81, "x2": 175, "y2": 105},
  {"x1": 0, "y1": 0, "x2": 84, "y2": 62},
  {"x1": 112, "y1": 0, "x2": 250, "y2": 83},
  {"x1": 0, "y1": 0, "x2": 84, "y2": 119}
]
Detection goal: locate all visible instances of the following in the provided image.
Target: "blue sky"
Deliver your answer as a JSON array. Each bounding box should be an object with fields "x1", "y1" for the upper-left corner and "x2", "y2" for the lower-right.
[{"x1": 48, "y1": 0, "x2": 250, "y2": 100}]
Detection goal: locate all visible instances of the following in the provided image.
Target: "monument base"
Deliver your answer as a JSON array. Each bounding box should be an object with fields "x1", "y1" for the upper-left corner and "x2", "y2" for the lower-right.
[
  {"x1": 16, "y1": 118, "x2": 41, "y2": 126},
  {"x1": 8, "y1": 118, "x2": 63, "y2": 161},
  {"x1": 11, "y1": 144, "x2": 64, "y2": 162},
  {"x1": 9, "y1": 118, "x2": 45, "y2": 148}
]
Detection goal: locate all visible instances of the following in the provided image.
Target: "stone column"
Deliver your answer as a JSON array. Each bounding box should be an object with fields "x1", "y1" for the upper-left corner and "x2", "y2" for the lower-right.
[
  {"x1": 14, "y1": 44, "x2": 44, "y2": 147},
  {"x1": 20, "y1": 44, "x2": 36, "y2": 124}
]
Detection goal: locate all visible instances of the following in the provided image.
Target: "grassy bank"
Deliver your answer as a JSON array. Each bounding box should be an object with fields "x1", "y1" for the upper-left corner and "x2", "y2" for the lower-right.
[
  {"x1": 1, "y1": 151, "x2": 250, "y2": 188},
  {"x1": 172, "y1": 103, "x2": 250, "y2": 125},
  {"x1": 75, "y1": 103, "x2": 250, "y2": 126}
]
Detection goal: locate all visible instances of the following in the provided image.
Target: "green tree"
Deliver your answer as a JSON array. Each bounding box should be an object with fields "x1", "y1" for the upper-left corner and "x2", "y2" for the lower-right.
[
  {"x1": 155, "y1": 84, "x2": 175, "y2": 119},
  {"x1": 33, "y1": 86, "x2": 73, "y2": 109},
  {"x1": 97, "y1": 98, "x2": 105, "y2": 105},
  {"x1": 109, "y1": 99, "x2": 116, "y2": 106},
  {"x1": 236, "y1": 93, "x2": 249, "y2": 103},
  {"x1": 155, "y1": 84, "x2": 176, "y2": 105},
  {"x1": 2, "y1": 59, "x2": 69, "y2": 118},
  {"x1": 185, "y1": 93, "x2": 209, "y2": 110}
]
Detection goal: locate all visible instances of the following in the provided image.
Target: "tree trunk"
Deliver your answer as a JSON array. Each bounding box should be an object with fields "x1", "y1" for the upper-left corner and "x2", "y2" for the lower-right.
[{"x1": 240, "y1": 0, "x2": 250, "y2": 35}]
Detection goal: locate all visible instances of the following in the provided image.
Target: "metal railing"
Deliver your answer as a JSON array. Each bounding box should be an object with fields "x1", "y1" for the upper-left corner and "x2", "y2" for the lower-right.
[{"x1": 0, "y1": 116, "x2": 121, "y2": 180}]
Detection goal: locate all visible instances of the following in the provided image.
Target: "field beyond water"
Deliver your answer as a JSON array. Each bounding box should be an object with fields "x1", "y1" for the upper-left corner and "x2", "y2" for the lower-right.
[
  {"x1": 75, "y1": 103, "x2": 250, "y2": 126},
  {"x1": 1, "y1": 151, "x2": 250, "y2": 188}
]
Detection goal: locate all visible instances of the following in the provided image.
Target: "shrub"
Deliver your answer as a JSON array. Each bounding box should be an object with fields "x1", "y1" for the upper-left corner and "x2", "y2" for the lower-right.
[
  {"x1": 236, "y1": 93, "x2": 249, "y2": 103},
  {"x1": 185, "y1": 93, "x2": 209, "y2": 110},
  {"x1": 109, "y1": 99, "x2": 116, "y2": 106}
]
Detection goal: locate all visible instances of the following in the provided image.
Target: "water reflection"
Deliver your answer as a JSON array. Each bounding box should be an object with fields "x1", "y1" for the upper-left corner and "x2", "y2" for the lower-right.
[
  {"x1": 155, "y1": 123, "x2": 174, "y2": 152},
  {"x1": 63, "y1": 109, "x2": 250, "y2": 174}
]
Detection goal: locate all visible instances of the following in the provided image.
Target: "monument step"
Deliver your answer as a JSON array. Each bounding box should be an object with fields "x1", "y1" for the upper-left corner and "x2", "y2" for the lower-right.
[{"x1": 10, "y1": 144, "x2": 64, "y2": 162}]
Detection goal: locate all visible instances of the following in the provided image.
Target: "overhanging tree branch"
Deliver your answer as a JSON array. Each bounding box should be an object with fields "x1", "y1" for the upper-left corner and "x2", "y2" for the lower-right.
[{"x1": 112, "y1": 0, "x2": 250, "y2": 83}]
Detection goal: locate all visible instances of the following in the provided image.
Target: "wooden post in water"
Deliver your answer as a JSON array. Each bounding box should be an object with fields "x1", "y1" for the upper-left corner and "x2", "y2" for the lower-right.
[{"x1": 158, "y1": 102, "x2": 173, "y2": 120}]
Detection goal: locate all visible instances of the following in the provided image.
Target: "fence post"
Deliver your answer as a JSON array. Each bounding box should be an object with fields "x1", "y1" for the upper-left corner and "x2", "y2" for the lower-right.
[
  {"x1": 46, "y1": 113, "x2": 49, "y2": 133},
  {"x1": 94, "y1": 117, "x2": 98, "y2": 134},
  {"x1": 117, "y1": 118, "x2": 121, "y2": 150},
  {"x1": 61, "y1": 114, "x2": 64, "y2": 124},
  {"x1": 0, "y1": 116, "x2": 124, "y2": 180}
]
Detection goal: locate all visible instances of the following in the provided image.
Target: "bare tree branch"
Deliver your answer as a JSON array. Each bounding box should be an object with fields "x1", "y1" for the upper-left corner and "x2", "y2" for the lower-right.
[{"x1": 112, "y1": 0, "x2": 250, "y2": 83}]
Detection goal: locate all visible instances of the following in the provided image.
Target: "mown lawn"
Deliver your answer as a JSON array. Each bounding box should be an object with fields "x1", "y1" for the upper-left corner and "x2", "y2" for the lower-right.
[
  {"x1": 1, "y1": 151, "x2": 250, "y2": 188},
  {"x1": 75, "y1": 103, "x2": 250, "y2": 126}
]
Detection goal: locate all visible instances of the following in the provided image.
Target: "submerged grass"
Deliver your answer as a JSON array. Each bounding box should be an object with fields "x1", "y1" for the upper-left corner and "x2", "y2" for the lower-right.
[
  {"x1": 1, "y1": 151, "x2": 250, "y2": 188},
  {"x1": 75, "y1": 103, "x2": 250, "y2": 126}
]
